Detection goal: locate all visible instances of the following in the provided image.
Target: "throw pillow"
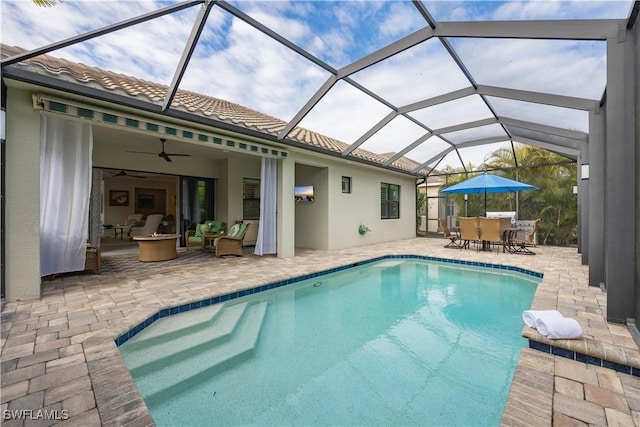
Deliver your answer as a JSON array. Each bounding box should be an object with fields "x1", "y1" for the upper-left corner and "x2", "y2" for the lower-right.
[{"x1": 228, "y1": 224, "x2": 240, "y2": 238}]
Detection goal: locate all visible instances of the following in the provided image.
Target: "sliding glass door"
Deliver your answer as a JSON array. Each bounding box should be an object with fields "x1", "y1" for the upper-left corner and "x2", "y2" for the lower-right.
[{"x1": 180, "y1": 177, "x2": 215, "y2": 246}]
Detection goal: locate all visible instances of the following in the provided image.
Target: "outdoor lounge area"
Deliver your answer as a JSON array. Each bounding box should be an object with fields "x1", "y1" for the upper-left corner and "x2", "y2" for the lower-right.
[{"x1": 1, "y1": 239, "x2": 639, "y2": 425}]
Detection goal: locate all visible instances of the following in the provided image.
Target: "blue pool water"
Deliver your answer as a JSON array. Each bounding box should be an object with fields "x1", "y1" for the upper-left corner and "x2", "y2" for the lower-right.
[{"x1": 119, "y1": 259, "x2": 539, "y2": 426}]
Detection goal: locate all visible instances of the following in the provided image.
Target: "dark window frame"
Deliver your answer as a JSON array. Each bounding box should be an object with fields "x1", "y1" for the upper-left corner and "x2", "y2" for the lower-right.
[
  {"x1": 341, "y1": 176, "x2": 352, "y2": 194},
  {"x1": 243, "y1": 178, "x2": 260, "y2": 220},
  {"x1": 381, "y1": 182, "x2": 400, "y2": 219}
]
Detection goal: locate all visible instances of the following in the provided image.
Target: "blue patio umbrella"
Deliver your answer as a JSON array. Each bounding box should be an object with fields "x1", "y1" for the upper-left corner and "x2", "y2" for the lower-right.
[{"x1": 440, "y1": 172, "x2": 536, "y2": 216}]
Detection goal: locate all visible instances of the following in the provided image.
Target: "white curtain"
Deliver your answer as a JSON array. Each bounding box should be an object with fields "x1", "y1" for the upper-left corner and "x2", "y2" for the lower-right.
[
  {"x1": 40, "y1": 116, "x2": 93, "y2": 276},
  {"x1": 255, "y1": 157, "x2": 277, "y2": 255}
]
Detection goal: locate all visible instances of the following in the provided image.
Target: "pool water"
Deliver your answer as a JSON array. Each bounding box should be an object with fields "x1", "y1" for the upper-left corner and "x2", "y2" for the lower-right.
[{"x1": 119, "y1": 259, "x2": 539, "y2": 426}]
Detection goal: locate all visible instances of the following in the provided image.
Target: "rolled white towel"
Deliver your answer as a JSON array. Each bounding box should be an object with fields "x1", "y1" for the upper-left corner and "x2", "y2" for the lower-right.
[
  {"x1": 534, "y1": 317, "x2": 583, "y2": 339},
  {"x1": 522, "y1": 310, "x2": 564, "y2": 328}
]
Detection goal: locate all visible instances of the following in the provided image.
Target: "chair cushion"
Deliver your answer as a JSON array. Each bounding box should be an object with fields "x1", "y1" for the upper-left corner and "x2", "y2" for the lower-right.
[
  {"x1": 237, "y1": 222, "x2": 248, "y2": 238},
  {"x1": 187, "y1": 236, "x2": 202, "y2": 243},
  {"x1": 208, "y1": 221, "x2": 224, "y2": 233}
]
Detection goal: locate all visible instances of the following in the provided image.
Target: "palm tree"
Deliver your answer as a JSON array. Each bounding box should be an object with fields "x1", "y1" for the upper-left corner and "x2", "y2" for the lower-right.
[
  {"x1": 484, "y1": 145, "x2": 577, "y2": 246},
  {"x1": 32, "y1": 0, "x2": 59, "y2": 7}
]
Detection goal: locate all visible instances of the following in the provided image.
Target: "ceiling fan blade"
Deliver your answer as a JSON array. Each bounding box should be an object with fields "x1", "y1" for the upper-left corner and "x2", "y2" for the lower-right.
[
  {"x1": 126, "y1": 139, "x2": 188, "y2": 162},
  {"x1": 111, "y1": 170, "x2": 146, "y2": 178}
]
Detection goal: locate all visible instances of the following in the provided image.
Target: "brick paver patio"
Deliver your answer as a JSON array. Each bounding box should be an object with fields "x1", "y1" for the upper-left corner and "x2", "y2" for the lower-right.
[{"x1": 1, "y1": 238, "x2": 639, "y2": 426}]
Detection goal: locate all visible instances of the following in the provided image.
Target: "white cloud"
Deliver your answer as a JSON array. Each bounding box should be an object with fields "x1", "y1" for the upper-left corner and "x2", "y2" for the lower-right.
[
  {"x1": 349, "y1": 38, "x2": 470, "y2": 107},
  {"x1": 453, "y1": 38, "x2": 606, "y2": 99}
]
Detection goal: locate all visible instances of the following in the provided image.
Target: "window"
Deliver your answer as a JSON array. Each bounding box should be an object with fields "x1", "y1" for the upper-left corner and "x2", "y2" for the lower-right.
[
  {"x1": 342, "y1": 176, "x2": 351, "y2": 194},
  {"x1": 243, "y1": 178, "x2": 260, "y2": 220},
  {"x1": 381, "y1": 183, "x2": 400, "y2": 219}
]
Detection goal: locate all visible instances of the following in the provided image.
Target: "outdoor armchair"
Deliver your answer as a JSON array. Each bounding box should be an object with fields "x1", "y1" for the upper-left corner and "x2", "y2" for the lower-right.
[
  {"x1": 186, "y1": 220, "x2": 224, "y2": 250},
  {"x1": 213, "y1": 222, "x2": 249, "y2": 257}
]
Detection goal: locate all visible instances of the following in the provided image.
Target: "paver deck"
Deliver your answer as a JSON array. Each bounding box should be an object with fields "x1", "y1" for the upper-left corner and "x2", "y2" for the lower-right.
[{"x1": 1, "y1": 238, "x2": 639, "y2": 426}]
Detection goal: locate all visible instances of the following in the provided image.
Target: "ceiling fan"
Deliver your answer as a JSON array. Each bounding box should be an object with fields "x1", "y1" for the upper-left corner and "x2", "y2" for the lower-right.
[
  {"x1": 109, "y1": 170, "x2": 146, "y2": 178},
  {"x1": 127, "y1": 138, "x2": 191, "y2": 162}
]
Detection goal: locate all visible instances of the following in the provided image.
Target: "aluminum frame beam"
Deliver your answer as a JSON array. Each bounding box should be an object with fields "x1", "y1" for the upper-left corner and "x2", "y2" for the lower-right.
[
  {"x1": 162, "y1": 0, "x2": 215, "y2": 111},
  {"x1": 499, "y1": 117, "x2": 588, "y2": 141},
  {"x1": 434, "y1": 19, "x2": 624, "y2": 40},
  {"x1": 477, "y1": 85, "x2": 599, "y2": 111},
  {"x1": 1, "y1": 1, "x2": 204, "y2": 67}
]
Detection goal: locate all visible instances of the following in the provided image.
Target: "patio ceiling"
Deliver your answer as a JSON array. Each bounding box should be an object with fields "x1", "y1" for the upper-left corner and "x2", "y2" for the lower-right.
[{"x1": 1, "y1": 0, "x2": 636, "y2": 176}]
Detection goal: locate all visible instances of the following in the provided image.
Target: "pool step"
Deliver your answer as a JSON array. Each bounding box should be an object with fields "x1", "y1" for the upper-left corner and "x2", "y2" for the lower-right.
[
  {"x1": 126, "y1": 303, "x2": 226, "y2": 348},
  {"x1": 122, "y1": 302, "x2": 248, "y2": 374},
  {"x1": 130, "y1": 301, "x2": 268, "y2": 403}
]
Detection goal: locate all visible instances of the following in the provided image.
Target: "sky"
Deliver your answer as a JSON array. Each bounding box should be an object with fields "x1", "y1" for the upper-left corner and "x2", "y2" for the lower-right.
[{"x1": 1, "y1": 0, "x2": 635, "y2": 170}]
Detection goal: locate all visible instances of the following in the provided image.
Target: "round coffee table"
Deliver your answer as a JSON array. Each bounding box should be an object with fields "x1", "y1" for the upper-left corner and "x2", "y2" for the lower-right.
[{"x1": 132, "y1": 234, "x2": 180, "y2": 262}]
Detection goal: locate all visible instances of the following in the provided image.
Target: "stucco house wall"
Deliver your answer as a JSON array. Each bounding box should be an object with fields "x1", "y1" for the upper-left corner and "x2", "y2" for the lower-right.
[{"x1": 5, "y1": 87, "x2": 42, "y2": 301}]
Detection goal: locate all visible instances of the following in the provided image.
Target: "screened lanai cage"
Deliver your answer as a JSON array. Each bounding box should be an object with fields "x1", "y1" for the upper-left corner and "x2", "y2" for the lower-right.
[
  {"x1": 4, "y1": 0, "x2": 635, "y2": 245},
  {"x1": 2, "y1": 0, "x2": 634, "y2": 175}
]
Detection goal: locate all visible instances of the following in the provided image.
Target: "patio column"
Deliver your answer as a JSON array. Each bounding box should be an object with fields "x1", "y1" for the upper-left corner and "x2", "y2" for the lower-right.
[
  {"x1": 604, "y1": 34, "x2": 636, "y2": 323},
  {"x1": 577, "y1": 149, "x2": 588, "y2": 264},
  {"x1": 277, "y1": 157, "x2": 295, "y2": 258},
  {"x1": 5, "y1": 87, "x2": 42, "y2": 301},
  {"x1": 587, "y1": 110, "x2": 605, "y2": 282}
]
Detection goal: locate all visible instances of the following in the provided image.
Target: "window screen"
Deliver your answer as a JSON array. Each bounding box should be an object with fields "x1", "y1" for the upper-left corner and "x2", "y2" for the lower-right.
[
  {"x1": 243, "y1": 178, "x2": 260, "y2": 220},
  {"x1": 381, "y1": 182, "x2": 400, "y2": 219}
]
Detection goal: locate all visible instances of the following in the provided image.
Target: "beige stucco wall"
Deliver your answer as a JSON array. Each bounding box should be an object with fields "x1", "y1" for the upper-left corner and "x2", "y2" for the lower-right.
[
  {"x1": 327, "y1": 162, "x2": 416, "y2": 250},
  {"x1": 222, "y1": 156, "x2": 260, "y2": 227},
  {"x1": 295, "y1": 163, "x2": 329, "y2": 250},
  {"x1": 5, "y1": 87, "x2": 42, "y2": 301},
  {"x1": 290, "y1": 152, "x2": 416, "y2": 251},
  {"x1": 102, "y1": 175, "x2": 178, "y2": 226}
]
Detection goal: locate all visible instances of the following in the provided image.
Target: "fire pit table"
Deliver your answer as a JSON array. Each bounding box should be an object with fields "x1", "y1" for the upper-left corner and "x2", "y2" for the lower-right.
[{"x1": 132, "y1": 234, "x2": 180, "y2": 262}]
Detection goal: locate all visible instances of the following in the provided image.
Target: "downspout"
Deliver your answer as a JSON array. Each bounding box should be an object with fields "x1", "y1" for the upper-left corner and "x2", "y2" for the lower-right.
[{"x1": 1, "y1": 78, "x2": 6, "y2": 304}]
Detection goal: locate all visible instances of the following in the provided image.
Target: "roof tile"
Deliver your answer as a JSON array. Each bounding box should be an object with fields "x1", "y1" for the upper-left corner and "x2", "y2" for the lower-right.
[{"x1": 1, "y1": 44, "x2": 429, "y2": 175}]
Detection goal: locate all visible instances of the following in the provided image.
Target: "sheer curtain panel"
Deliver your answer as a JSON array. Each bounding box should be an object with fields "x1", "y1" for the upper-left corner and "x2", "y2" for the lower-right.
[
  {"x1": 254, "y1": 157, "x2": 277, "y2": 255},
  {"x1": 40, "y1": 116, "x2": 93, "y2": 276}
]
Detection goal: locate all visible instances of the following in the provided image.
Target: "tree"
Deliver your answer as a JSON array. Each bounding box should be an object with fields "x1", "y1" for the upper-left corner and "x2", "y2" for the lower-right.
[{"x1": 436, "y1": 146, "x2": 577, "y2": 246}]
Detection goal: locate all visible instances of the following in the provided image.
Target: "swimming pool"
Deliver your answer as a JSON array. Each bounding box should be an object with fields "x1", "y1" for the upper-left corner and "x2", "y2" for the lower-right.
[{"x1": 119, "y1": 258, "x2": 539, "y2": 426}]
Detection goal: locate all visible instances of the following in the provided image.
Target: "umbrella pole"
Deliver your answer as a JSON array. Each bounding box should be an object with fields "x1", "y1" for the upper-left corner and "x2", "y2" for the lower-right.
[{"x1": 484, "y1": 190, "x2": 487, "y2": 217}]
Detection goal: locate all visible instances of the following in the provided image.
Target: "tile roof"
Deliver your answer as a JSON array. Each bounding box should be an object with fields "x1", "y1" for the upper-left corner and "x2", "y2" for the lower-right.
[{"x1": 1, "y1": 44, "x2": 430, "y2": 176}]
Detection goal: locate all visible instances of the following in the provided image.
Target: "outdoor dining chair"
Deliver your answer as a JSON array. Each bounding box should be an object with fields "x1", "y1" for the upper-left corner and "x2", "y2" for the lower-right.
[
  {"x1": 458, "y1": 217, "x2": 481, "y2": 251},
  {"x1": 439, "y1": 218, "x2": 462, "y2": 249},
  {"x1": 478, "y1": 217, "x2": 502, "y2": 253},
  {"x1": 511, "y1": 219, "x2": 541, "y2": 255}
]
